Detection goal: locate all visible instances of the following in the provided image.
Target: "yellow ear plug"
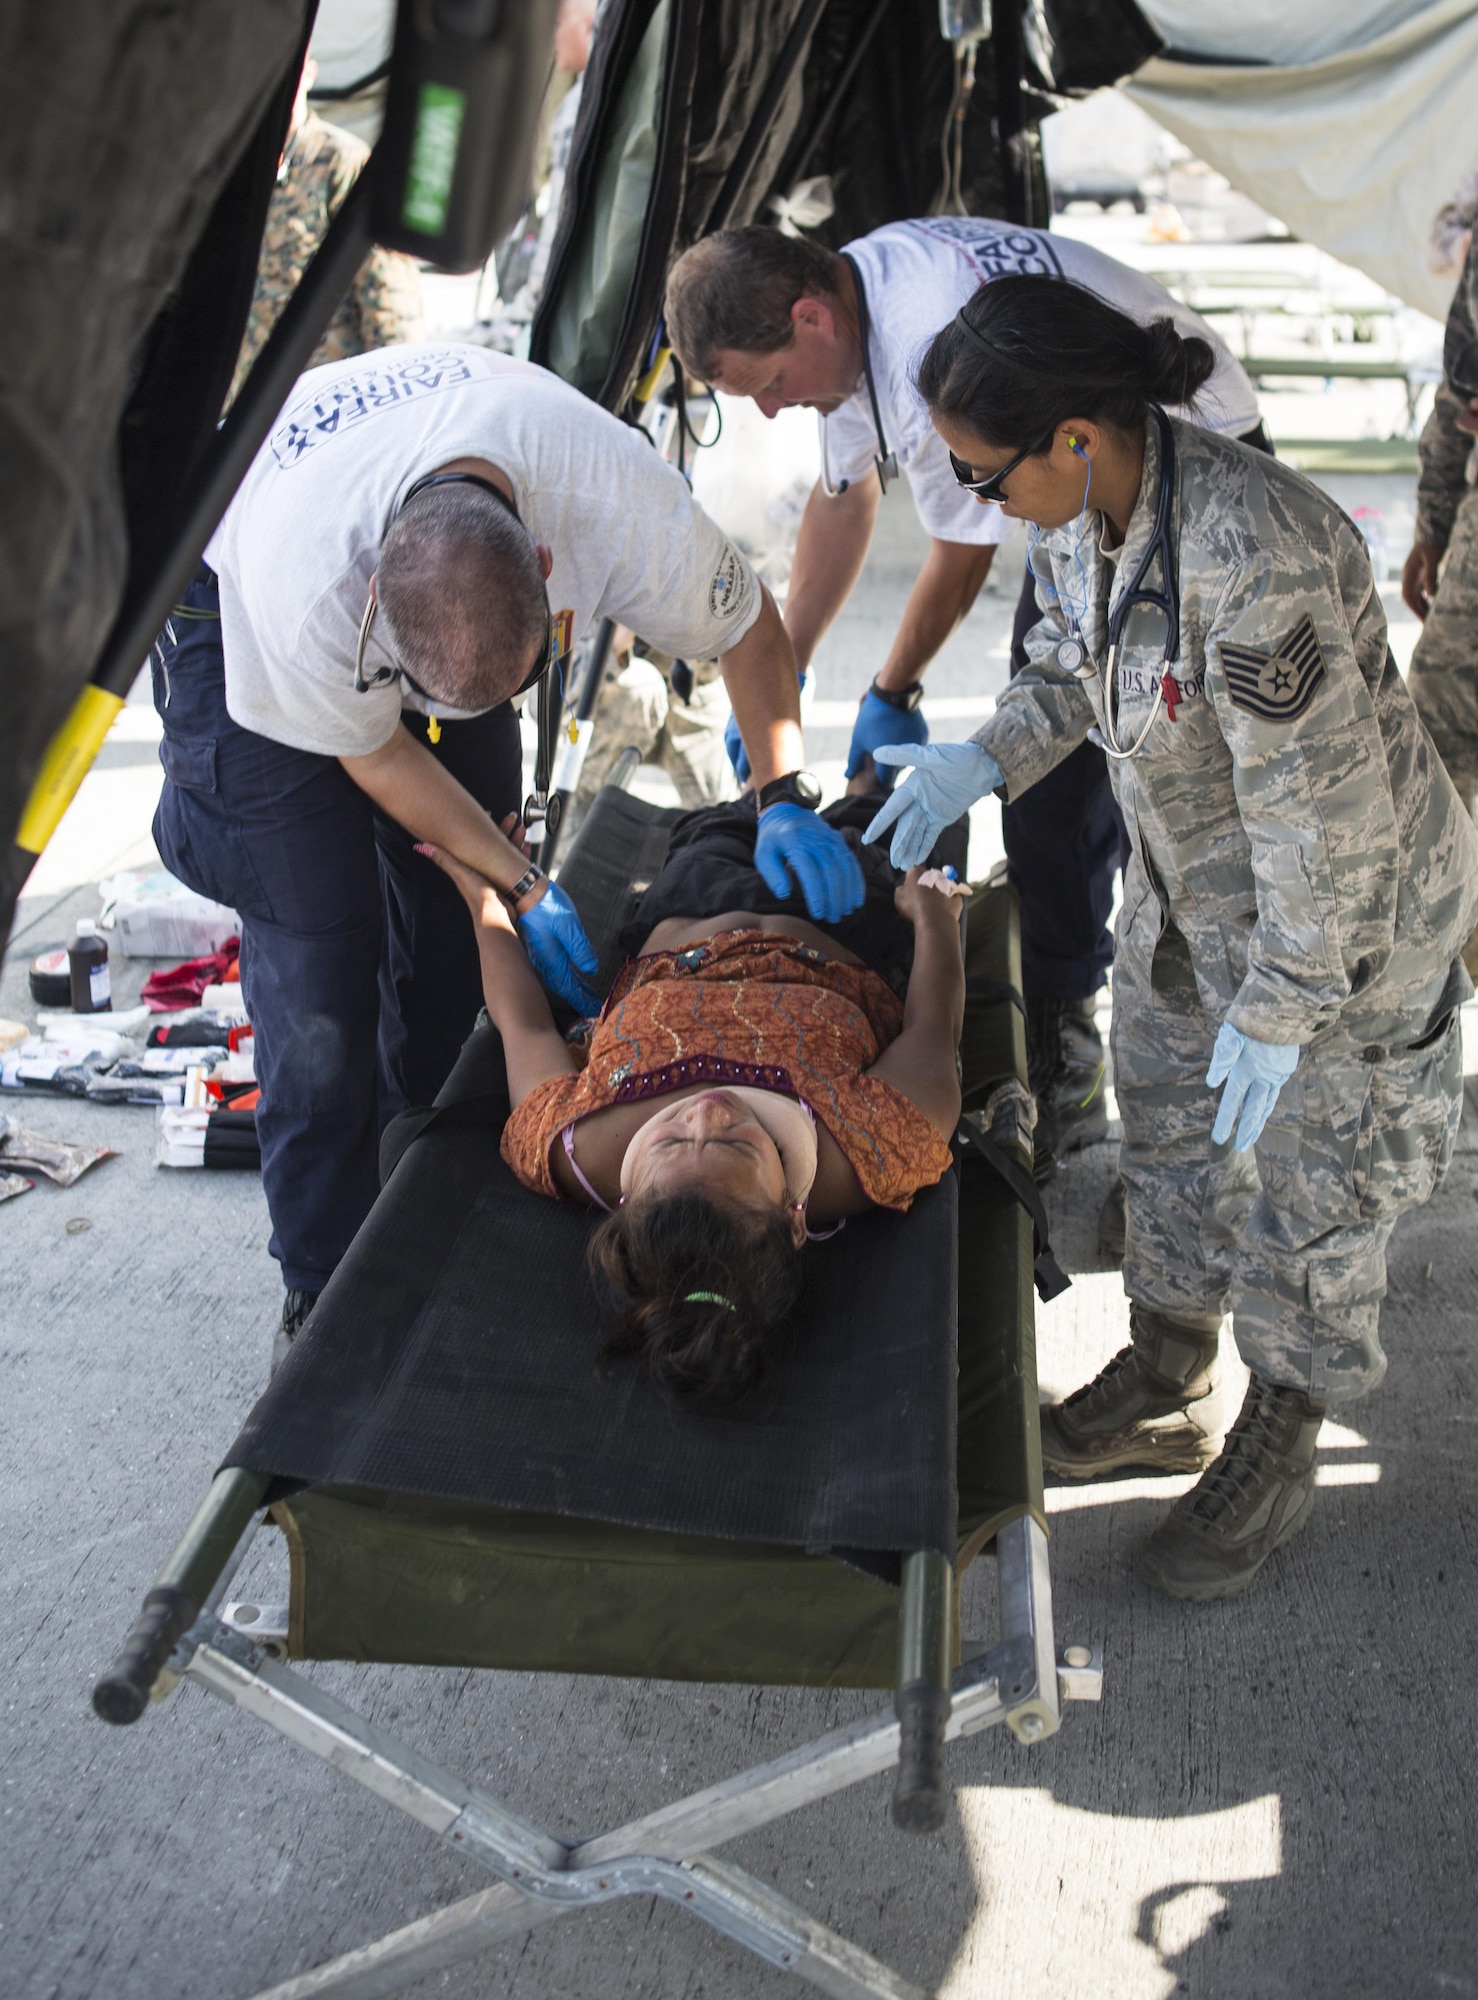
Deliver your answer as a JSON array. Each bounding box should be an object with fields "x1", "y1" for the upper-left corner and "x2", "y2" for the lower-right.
[
  {"x1": 427, "y1": 714, "x2": 441, "y2": 744},
  {"x1": 567, "y1": 715, "x2": 579, "y2": 744}
]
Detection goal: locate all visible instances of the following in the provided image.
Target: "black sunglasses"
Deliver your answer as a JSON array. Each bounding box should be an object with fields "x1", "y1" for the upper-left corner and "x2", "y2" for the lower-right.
[{"x1": 949, "y1": 427, "x2": 1058, "y2": 503}]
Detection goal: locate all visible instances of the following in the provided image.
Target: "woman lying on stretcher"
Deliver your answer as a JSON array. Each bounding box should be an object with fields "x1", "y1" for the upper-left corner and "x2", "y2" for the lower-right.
[{"x1": 424, "y1": 790, "x2": 965, "y2": 1402}]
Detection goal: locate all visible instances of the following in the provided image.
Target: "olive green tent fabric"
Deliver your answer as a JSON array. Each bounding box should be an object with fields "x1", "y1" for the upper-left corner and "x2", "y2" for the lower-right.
[{"x1": 276, "y1": 879, "x2": 1044, "y2": 1686}]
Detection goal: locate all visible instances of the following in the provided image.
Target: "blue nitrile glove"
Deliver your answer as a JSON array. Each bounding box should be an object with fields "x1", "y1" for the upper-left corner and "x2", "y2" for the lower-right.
[
  {"x1": 864, "y1": 742, "x2": 1003, "y2": 870},
  {"x1": 1206, "y1": 1021, "x2": 1299, "y2": 1151},
  {"x1": 518, "y1": 882, "x2": 600, "y2": 1015},
  {"x1": 726, "y1": 675, "x2": 806, "y2": 784},
  {"x1": 845, "y1": 687, "x2": 929, "y2": 782},
  {"x1": 755, "y1": 803, "x2": 866, "y2": 924}
]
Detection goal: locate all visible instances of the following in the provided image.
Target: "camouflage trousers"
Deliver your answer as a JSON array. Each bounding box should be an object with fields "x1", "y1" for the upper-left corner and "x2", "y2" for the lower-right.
[
  {"x1": 1409, "y1": 484, "x2": 1478, "y2": 804},
  {"x1": 1111, "y1": 916, "x2": 1464, "y2": 1404},
  {"x1": 573, "y1": 652, "x2": 737, "y2": 817}
]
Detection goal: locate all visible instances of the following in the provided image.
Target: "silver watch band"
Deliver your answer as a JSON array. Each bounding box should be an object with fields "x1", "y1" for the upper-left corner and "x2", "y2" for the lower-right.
[{"x1": 509, "y1": 865, "x2": 545, "y2": 902}]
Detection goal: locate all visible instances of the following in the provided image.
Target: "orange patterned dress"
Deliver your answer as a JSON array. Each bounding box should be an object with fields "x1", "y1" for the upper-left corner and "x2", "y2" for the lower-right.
[{"x1": 501, "y1": 930, "x2": 953, "y2": 1210}]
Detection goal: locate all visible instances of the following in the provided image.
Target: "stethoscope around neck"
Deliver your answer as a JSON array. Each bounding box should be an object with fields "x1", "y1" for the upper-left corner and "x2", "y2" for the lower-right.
[
  {"x1": 818, "y1": 253, "x2": 899, "y2": 499},
  {"x1": 1050, "y1": 404, "x2": 1182, "y2": 762}
]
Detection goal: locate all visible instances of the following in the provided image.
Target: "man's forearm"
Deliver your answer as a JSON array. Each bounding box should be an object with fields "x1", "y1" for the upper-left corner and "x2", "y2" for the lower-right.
[
  {"x1": 340, "y1": 726, "x2": 530, "y2": 895},
  {"x1": 876, "y1": 540, "x2": 997, "y2": 693},
  {"x1": 719, "y1": 584, "x2": 806, "y2": 791},
  {"x1": 784, "y1": 477, "x2": 879, "y2": 670}
]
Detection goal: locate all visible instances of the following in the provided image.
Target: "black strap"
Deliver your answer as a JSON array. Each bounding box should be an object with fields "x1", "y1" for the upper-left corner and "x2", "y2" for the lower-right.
[
  {"x1": 955, "y1": 1114, "x2": 1071, "y2": 1303},
  {"x1": 401, "y1": 470, "x2": 522, "y2": 520},
  {"x1": 379, "y1": 1090, "x2": 509, "y2": 1189},
  {"x1": 839, "y1": 253, "x2": 896, "y2": 492},
  {"x1": 968, "y1": 977, "x2": 1027, "y2": 1018}
]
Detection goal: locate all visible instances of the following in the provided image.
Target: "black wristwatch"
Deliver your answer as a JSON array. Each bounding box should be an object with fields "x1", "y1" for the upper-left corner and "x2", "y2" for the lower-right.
[
  {"x1": 869, "y1": 677, "x2": 924, "y2": 712},
  {"x1": 757, "y1": 770, "x2": 823, "y2": 811}
]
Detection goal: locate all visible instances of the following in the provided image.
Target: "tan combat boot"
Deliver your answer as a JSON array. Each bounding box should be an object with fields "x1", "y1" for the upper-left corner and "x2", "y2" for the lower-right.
[
  {"x1": 1136, "y1": 1376, "x2": 1327, "y2": 1602},
  {"x1": 1039, "y1": 1307, "x2": 1225, "y2": 1480}
]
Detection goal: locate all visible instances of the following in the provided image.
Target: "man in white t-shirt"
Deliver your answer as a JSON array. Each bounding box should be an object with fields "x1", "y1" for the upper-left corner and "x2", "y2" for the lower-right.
[
  {"x1": 152, "y1": 343, "x2": 860, "y2": 1358},
  {"x1": 665, "y1": 221, "x2": 1266, "y2": 1179}
]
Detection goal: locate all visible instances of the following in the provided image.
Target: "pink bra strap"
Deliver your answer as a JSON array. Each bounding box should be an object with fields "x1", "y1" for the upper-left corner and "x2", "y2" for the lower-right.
[{"x1": 561, "y1": 1122, "x2": 614, "y2": 1212}]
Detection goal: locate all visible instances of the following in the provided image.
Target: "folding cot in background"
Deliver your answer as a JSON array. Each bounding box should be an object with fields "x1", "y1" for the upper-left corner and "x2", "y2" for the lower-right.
[{"x1": 94, "y1": 779, "x2": 1102, "y2": 2000}]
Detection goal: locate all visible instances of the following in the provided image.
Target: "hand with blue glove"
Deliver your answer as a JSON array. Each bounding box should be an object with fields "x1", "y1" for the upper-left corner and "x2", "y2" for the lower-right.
[
  {"x1": 845, "y1": 685, "x2": 929, "y2": 783},
  {"x1": 1206, "y1": 1021, "x2": 1299, "y2": 1151},
  {"x1": 862, "y1": 742, "x2": 1003, "y2": 870},
  {"x1": 755, "y1": 803, "x2": 866, "y2": 924},
  {"x1": 518, "y1": 881, "x2": 601, "y2": 1014},
  {"x1": 726, "y1": 674, "x2": 807, "y2": 785}
]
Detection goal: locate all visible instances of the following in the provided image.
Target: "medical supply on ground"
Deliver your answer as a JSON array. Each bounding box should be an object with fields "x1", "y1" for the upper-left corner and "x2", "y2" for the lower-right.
[
  {"x1": 0, "y1": 1171, "x2": 32, "y2": 1202},
  {"x1": 68, "y1": 920, "x2": 112, "y2": 1013},
  {"x1": 139, "y1": 939, "x2": 240, "y2": 1012},
  {"x1": 198, "y1": 983, "x2": 250, "y2": 1025},
  {"x1": 865, "y1": 742, "x2": 1003, "y2": 869},
  {"x1": 98, "y1": 870, "x2": 239, "y2": 959},
  {"x1": 0, "y1": 1116, "x2": 114, "y2": 1187},
  {"x1": 28, "y1": 948, "x2": 72, "y2": 1007},
  {"x1": 37, "y1": 1006, "x2": 151, "y2": 1039},
  {"x1": 146, "y1": 1016, "x2": 235, "y2": 1049},
  {"x1": 157, "y1": 1103, "x2": 261, "y2": 1170},
  {"x1": 0, "y1": 1021, "x2": 27, "y2": 1054}
]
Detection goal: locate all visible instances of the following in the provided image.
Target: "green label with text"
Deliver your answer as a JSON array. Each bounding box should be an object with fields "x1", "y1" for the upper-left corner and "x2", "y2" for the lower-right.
[{"x1": 402, "y1": 82, "x2": 465, "y2": 234}]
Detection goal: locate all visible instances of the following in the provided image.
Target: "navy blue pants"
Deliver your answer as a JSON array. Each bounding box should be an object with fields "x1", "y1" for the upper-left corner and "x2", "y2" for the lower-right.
[
  {"x1": 1002, "y1": 567, "x2": 1130, "y2": 1003},
  {"x1": 151, "y1": 570, "x2": 521, "y2": 1293}
]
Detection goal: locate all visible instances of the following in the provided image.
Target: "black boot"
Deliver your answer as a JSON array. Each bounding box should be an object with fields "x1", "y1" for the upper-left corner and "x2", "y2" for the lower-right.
[
  {"x1": 1027, "y1": 995, "x2": 1108, "y2": 1180},
  {"x1": 270, "y1": 1288, "x2": 319, "y2": 1378},
  {"x1": 1039, "y1": 1307, "x2": 1225, "y2": 1480},
  {"x1": 1136, "y1": 1376, "x2": 1327, "y2": 1602}
]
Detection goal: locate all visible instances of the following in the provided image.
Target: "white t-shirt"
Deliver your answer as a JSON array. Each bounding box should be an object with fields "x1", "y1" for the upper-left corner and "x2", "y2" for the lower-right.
[
  {"x1": 205, "y1": 344, "x2": 761, "y2": 756},
  {"x1": 824, "y1": 219, "x2": 1262, "y2": 548}
]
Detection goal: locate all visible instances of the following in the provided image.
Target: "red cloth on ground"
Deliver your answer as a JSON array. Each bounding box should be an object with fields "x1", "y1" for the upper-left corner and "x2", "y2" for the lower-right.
[{"x1": 140, "y1": 939, "x2": 239, "y2": 1011}]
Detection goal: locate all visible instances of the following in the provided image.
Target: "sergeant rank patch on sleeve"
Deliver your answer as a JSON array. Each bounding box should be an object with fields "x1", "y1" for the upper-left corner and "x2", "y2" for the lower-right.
[{"x1": 1220, "y1": 614, "x2": 1327, "y2": 722}]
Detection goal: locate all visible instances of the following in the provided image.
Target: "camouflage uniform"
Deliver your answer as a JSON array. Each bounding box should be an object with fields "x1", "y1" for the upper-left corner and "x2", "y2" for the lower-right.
[
  {"x1": 977, "y1": 415, "x2": 1478, "y2": 1404},
  {"x1": 572, "y1": 649, "x2": 736, "y2": 817},
  {"x1": 228, "y1": 110, "x2": 423, "y2": 404},
  {"x1": 1407, "y1": 234, "x2": 1478, "y2": 803}
]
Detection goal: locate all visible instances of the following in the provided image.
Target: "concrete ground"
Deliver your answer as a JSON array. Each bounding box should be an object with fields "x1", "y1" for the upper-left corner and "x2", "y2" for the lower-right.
[{"x1": 5, "y1": 342, "x2": 1477, "y2": 2000}]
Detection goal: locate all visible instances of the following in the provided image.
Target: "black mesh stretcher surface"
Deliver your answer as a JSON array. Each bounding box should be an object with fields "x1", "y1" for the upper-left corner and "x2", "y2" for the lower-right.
[
  {"x1": 221, "y1": 792, "x2": 1042, "y2": 1688},
  {"x1": 226, "y1": 1020, "x2": 958, "y2": 1566}
]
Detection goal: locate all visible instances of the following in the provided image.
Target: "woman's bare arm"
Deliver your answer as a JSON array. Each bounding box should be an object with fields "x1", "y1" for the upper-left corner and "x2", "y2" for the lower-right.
[
  {"x1": 865, "y1": 873, "x2": 965, "y2": 1140},
  {"x1": 417, "y1": 841, "x2": 578, "y2": 1106}
]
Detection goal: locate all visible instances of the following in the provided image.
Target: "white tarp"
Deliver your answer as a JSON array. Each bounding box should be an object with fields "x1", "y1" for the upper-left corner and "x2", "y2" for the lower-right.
[{"x1": 1126, "y1": 0, "x2": 1478, "y2": 317}]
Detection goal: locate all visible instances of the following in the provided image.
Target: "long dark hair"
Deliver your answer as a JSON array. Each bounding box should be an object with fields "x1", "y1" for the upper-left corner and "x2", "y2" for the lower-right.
[
  {"x1": 588, "y1": 1192, "x2": 804, "y2": 1405},
  {"x1": 916, "y1": 274, "x2": 1217, "y2": 453}
]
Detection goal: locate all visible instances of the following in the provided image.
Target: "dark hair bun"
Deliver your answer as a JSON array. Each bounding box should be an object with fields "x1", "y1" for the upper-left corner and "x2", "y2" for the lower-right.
[
  {"x1": 1142, "y1": 319, "x2": 1215, "y2": 408},
  {"x1": 916, "y1": 275, "x2": 1220, "y2": 451},
  {"x1": 589, "y1": 1192, "x2": 804, "y2": 1404}
]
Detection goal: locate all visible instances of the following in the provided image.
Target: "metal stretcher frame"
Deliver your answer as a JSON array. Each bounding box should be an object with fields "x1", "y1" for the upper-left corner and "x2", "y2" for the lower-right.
[
  {"x1": 92, "y1": 786, "x2": 1102, "y2": 2000},
  {"x1": 106, "y1": 1486, "x2": 1098, "y2": 2000}
]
